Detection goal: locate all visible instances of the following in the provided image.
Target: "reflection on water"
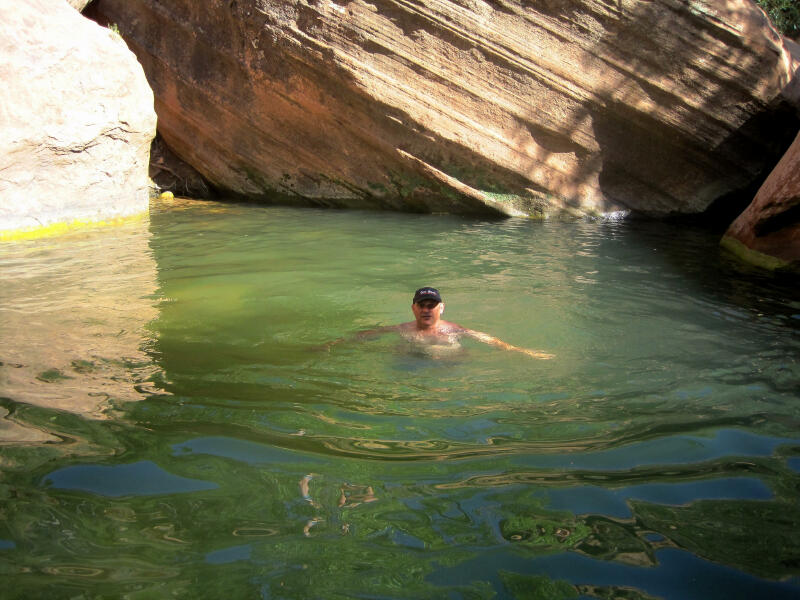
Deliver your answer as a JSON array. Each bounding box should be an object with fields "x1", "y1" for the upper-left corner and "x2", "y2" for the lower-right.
[
  {"x1": 0, "y1": 217, "x2": 160, "y2": 424},
  {"x1": 1, "y1": 199, "x2": 799, "y2": 599}
]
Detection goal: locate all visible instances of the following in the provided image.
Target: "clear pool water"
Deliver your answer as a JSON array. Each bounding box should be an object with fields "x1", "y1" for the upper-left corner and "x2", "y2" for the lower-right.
[{"x1": 1, "y1": 199, "x2": 799, "y2": 599}]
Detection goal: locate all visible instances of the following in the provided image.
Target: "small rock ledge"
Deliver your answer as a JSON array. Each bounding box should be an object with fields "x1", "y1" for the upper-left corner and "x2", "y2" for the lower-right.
[{"x1": 722, "y1": 127, "x2": 800, "y2": 270}]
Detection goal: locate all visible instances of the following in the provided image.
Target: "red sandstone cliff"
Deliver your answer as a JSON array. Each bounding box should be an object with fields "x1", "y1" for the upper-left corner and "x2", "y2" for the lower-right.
[{"x1": 91, "y1": 0, "x2": 800, "y2": 218}]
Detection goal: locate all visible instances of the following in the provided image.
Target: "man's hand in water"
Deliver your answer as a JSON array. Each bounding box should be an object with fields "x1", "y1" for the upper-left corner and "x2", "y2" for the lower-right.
[
  {"x1": 520, "y1": 348, "x2": 554, "y2": 359},
  {"x1": 466, "y1": 330, "x2": 554, "y2": 359}
]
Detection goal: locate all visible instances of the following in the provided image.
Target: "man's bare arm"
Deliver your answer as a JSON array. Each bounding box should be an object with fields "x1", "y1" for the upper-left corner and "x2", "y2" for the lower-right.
[
  {"x1": 463, "y1": 329, "x2": 554, "y2": 359},
  {"x1": 319, "y1": 325, "x2": 400, "y2": 351}
]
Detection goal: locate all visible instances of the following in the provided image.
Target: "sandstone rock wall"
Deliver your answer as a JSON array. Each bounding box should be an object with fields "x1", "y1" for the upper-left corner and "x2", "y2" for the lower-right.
[
  {"x1": 91, "y1": 0, "x2": 800, "y2": 217},
  {"x1": 0, "y1": 0, "x2": 157, "y2": 234},
  {"x1": 722, "y1": 127, "x2": 800, "y2": 269}
]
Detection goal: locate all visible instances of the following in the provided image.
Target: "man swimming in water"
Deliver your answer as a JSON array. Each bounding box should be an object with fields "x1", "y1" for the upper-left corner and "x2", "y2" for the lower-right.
[{"x1": 326, "y1": 287, "x2": 553, "y2": 359}]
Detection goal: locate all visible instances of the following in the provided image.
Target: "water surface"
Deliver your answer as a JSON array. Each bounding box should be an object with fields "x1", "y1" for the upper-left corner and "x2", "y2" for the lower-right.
[{"x1": 1, "y1": 200, "x2": 799, "y2": 599}]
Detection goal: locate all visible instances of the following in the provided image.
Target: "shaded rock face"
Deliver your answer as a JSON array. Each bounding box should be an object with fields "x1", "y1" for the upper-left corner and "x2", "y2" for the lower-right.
[
  {"x1": 722, "y1": 128, "x2": 800, "y2": 269},
  {"x1": 149, "y1": 135, "x2": 214, "y2": 198},
  {"x1": 0, "y1": 0, "x2": 156, "y2": 233},
  {"x1": 91, "y1": 0, "x2": 799, "y2": 217}
]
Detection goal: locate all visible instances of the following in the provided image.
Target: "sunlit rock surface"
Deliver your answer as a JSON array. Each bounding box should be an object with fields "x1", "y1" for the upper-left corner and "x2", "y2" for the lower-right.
[
  {"x1": 67, "y1": 0, "x2": 93, "y2": 11},
  {"x1": 0, "y1": 0, "x2": 156, "y2": 234},
  {"x1": 722, "y1": 127, "x2": 800, "y2": 269},
  {"x1": 90, "y1": 0, "x2": 800, "y2": 217}
]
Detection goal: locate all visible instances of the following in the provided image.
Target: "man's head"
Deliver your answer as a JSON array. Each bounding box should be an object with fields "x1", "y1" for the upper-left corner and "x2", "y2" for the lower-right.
[{"x1": 412, "y1": 287, "x2": 444, "y2": 329}]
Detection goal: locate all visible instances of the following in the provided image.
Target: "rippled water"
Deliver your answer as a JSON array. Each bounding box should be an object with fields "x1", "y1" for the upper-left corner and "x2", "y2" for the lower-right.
[{"x1": 1, "y1": 199, "x2": 799, "y2": 599}]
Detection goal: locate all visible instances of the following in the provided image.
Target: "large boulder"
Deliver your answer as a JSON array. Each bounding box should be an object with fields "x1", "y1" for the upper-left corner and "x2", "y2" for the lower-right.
[
  {"x1": 722, "y1": 127, "x2": 800, "y2": 269},
  {"x1": 0, "y1": 0, "x2": 157, "y2": 235},
  {"x1": 90, "y1": 0, "x2": 800, "y2": 217}
]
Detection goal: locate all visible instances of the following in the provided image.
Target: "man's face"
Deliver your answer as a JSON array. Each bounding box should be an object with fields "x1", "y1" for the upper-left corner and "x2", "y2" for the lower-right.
[{"x1": 412, "y1": 299, "x2": 443, "y2": 328}]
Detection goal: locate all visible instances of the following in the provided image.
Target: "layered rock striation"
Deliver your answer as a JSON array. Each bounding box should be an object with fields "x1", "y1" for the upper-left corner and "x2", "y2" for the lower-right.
[
  {"x1": 91, "y1": 0, "x2": 800, "y2": 217},
  {"x1": 0, "y1": 0, "x2": 156, "y2": 234}
]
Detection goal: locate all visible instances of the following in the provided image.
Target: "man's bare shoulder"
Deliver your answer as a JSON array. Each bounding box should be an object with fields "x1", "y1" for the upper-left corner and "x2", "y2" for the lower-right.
[
  {"x1": 396, "y1": 321, "x2": 467, "y2": 333},
  {"x1": 437, "y1": 321, "x2": 468, "y2": 334}
]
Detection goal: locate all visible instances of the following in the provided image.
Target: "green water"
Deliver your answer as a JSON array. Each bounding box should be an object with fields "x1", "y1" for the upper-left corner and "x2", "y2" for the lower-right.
[{"x1": 1, "y1": 200, "x2": 799, "y2": 599}]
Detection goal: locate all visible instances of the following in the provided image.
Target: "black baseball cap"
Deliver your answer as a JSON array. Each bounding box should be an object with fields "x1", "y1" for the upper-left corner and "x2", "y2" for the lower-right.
[{"x1": 413, "y1": 287, "x2": 442, "y2": 304}]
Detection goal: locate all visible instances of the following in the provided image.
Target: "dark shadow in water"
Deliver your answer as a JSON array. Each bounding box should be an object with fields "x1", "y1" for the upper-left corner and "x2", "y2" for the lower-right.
[{"x1": 592, "y1": 218, "x2": 800, "y2": 334}]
